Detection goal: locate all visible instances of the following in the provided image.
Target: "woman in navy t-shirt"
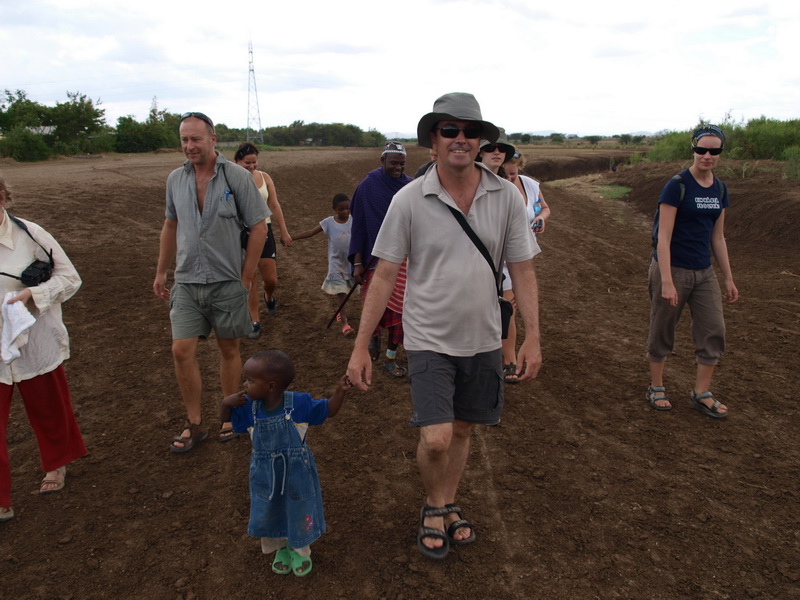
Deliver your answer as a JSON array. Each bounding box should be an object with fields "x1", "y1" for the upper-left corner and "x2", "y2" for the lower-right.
[{"x1": 645, "y1": 125, "x2": 739, "y2": 418}]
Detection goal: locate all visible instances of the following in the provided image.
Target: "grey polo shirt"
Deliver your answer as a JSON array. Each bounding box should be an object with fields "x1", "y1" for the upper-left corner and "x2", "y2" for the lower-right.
[
  {"x1": 166, "y1": 153, "x2": 270, "y2": 284},
  {"x1": 372, "y1": 163, "x2": 540, "y2": 356}
]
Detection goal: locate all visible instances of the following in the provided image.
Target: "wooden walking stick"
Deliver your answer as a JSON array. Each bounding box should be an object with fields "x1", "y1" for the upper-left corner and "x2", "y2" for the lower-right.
[
  {"x1": 326, "y1": 256, "x2": 375, "y2": 329},
  {"x1": 326, "y1": 279, "x2": 361, "y2": 329}
]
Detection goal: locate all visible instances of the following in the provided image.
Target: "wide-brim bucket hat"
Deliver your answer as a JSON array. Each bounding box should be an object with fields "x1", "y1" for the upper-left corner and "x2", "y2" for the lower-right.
[
  {"x1": 417, "y1": 92, "x2": 499, "y2": 149},
  {"x1": 479, "y1": 127, "x2": 516, "y2": 156}
]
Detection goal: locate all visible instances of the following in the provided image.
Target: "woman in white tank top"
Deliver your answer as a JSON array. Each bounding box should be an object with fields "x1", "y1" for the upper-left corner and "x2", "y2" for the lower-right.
[{"x1": 234, "y1": 142, "x2": 293, "y2": 341}]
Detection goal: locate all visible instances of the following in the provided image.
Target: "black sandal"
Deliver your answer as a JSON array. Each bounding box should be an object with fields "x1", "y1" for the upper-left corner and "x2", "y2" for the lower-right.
[
  {"x1": 503, "y1": 363, "x2": 519, "y2": 384},
  {"x1": 444, "y1": 503, "x2": 476, "y2": 546},
  {"x1": 170, "y1": 420, "x2": 208, "y2": 454},
  {"x1": 690, "y1": 391, "x2": 728, "y2": 419},
  {"x1": 417, "y1": 505, "x2": 450, "y2": 559},
  {"x1": 646, "y1": 386, "x2": 672, "y2": 411},
  {"x1": 381, "y1": 361, "x2": 407, "y2": 378}
]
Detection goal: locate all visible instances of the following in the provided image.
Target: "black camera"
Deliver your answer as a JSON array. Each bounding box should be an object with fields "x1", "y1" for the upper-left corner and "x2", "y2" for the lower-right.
[
  {"x1": 19, "y1": 259, "x2": 53, "y2": 287},
  {"x1": 0, "y1": 214, "x2": 55, "y2": 287}
]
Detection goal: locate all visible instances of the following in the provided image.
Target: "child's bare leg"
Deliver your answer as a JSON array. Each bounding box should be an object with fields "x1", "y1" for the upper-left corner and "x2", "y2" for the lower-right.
[
  {"x1": 336, "y1": 293, "x2": 348, "y2": 326},
  {"x1": 247, "y1": 281, "x2": 260, "y2": 323}
]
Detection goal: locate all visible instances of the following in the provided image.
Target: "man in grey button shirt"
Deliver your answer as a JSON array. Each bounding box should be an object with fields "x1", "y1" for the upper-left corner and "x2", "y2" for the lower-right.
[
  {"x1": 153, "y1": 112, "x2": 268, "y2": 453},
  {"x1": 347, "y1": 93, "x2": 542, "y2": 559}
]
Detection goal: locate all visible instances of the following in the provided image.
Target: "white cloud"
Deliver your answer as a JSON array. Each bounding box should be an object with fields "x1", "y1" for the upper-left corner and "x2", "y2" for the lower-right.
[{"x1": 2, "y1": 0, "x2": 797, "y2": 136}]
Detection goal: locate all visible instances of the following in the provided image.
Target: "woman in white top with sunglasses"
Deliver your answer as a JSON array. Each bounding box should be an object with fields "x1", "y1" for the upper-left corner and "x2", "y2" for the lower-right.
[
  {"x1": 233, "y1": 142, "x2": 292, "y2": 342},
  {"x1": 645, "y1": 125, "x2": 739, "y2": 418},
  {"x1": 478, "y1": 131, "x2": 551, "y2": 383}
]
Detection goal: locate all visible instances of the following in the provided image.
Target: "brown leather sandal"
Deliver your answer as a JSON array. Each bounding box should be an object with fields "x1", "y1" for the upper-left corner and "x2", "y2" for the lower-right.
[{"x1": 170, "y1": 420, "x2": 208, "y2": 454}]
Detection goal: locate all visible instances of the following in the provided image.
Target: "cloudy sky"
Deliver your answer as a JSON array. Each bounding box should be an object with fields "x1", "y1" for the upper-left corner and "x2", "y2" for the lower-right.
[{"x1": 3, "y1": 0, "x2": 798, "y2": 137}]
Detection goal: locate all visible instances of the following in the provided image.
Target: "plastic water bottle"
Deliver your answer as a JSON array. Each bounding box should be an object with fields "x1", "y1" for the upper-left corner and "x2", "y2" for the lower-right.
[{"x1": 532, "y1": 197, "x2": 543, "y2": 232}]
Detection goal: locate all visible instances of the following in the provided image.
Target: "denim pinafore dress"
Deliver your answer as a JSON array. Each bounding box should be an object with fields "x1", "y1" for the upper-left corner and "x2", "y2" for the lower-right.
[{"x1": 247, "y1": 391, "x2": 326, "y2": 548}]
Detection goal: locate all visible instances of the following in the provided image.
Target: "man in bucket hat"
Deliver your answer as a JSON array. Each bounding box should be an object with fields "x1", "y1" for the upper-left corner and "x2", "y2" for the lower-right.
[{"x1": 347, "y1": 93, "x2": 543, "y2": 559}]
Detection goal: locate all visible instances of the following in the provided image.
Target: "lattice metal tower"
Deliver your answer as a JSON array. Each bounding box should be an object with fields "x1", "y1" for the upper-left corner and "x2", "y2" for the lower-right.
[{"x1": 246, "y1": 41, "x2": 264, "y2": 144}]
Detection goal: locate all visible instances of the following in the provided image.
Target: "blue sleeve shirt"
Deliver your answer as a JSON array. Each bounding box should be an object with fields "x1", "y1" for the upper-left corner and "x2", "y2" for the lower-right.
[
  {"x1": 655, "y1": 169, "x2": 729, "y2": 270},
  {"x1": 229, "y1": 392, "x2": 330, "y2": 434}
]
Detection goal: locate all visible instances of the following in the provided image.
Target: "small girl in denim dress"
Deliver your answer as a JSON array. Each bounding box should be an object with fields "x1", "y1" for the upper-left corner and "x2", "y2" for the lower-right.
[{"x1": 220, "y1": 349, "x2": 351, "y2": 576}]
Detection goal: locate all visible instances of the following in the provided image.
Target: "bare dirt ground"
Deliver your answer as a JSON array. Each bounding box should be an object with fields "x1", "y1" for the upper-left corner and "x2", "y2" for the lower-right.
[{"x1": 1, "y1": 146, "x2": 798, "y2": 600}]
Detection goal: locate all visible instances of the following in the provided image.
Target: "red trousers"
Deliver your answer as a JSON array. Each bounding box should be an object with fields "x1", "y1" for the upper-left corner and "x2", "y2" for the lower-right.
[{"x1": 0, "y1": 365, "x2": 87, "y2": 507}]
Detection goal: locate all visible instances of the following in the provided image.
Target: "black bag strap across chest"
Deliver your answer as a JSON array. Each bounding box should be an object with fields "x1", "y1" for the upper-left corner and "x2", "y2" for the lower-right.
[{"x1": 443, "y1": 204, "x2": 503, "y2": 296}]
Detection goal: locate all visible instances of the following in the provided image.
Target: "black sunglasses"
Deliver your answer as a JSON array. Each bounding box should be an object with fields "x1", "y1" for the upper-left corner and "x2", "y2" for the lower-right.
[
  {"x1": 180, "y1": 111, "x2": 214, "y2": 128},
  {"x1": 438, "y1": 125, "x2": 482, "y2": 139},
  {"x1": 692, "y1": 146, "x2": 723, "y2": 156},
  {"x1": 482, "y1": 144, "x2": 512, "y2": 154}
]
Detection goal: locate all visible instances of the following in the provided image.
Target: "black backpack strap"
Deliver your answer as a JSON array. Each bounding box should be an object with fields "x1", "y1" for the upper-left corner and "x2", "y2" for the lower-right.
[
  {"x1": 653, "y1": 174, "x2": 687, "y2": 249},
  {"x1": 717, "y1": 178, "x2": 727, "y2": 203},
  {"x1": 443, "y1": 204, "x2": 503, "y2": 296},
  {"x1": 219, "y1": 162, "x2": 250, "y2": 248},
  {"x1": 218, "y1": 163, "x2": 237, "y2": 218},
  {"x1": 671, "y1": 173, "x2": 686, "y2": 204}
]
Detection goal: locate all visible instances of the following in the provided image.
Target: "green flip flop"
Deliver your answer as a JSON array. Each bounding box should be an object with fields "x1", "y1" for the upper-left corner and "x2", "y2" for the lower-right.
[
  {"x1": 271, "y1": 547, "x2": 291, "y2": 575},
  {"x1": 288, "y1": 548, "x2": 313, "y2": 577}
]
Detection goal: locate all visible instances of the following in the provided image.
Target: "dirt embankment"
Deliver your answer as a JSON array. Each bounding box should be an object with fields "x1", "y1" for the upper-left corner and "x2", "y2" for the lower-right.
[
  {"x1": 400, "y1": 145, "x2": 635, "y2": 182},
  {"x1": 524, "y1": 152, "x2": 633, "y2": 181}
]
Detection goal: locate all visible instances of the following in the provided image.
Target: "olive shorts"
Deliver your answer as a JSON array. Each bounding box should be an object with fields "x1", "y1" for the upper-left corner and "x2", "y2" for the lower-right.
[{"x1": 169, "y1": 280, "x2": 250, "y2": 340}]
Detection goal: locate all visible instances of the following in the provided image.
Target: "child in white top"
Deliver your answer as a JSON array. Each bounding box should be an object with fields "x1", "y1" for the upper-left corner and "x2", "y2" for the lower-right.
[{"x1": 293, "y1": 194, "x2": 355, "y2": 336}]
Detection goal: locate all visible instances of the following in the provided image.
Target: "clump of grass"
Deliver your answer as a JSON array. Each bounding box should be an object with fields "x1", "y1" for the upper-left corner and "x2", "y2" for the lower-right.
[
  {"x1": 599, "y1": 185, "x2": 632, "y2": 199},
  {"x1": 628, "y1": 152, "x2": 646, "y2": 166},
  {"x1": 547, "y1": 180, "x2": 578, "y2": 188},
  {"x1": 782, "y1": 145, "x2": 800, "y2": 181},
  {"x1": 718, "y1": 162, "x2": 758, "y2": 179}
]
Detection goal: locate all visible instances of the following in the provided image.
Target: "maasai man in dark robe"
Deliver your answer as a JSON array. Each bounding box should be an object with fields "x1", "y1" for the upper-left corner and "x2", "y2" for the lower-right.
[{"x1": 348, "y1": 141, "x2": 412, "y2": 378}]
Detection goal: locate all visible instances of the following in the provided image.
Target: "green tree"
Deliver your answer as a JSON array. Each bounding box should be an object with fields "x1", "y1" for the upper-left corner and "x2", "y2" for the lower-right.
[
  {"x1": 619, "y1": 134, "x2": 632, "y2": 146},
  {"x1": 585, "y1": 135, "x2": 602, "y2": 147},
  {"x1": 362, "y1": 129, "x2": 386, "y2": 147},
  {"x1": 115, "y1": 116, "x2": 164, "y2": 153},
  {"x1": 46, "y1": 92, "x2": 107, "y2": 152},
  {"x1": 549, "y1": 133, "x2": 565, "y2": 144},
  {"x1": 145, "y1": 97, "x2": 181, "y2": 147},
  {"x1": 290, "y1": 120, "x2": 307, "y2": 145},
  {"x1": 326, "y1": 123, "x2": 362, "y2": 146},
  {"x1": 0, "y1": 125, "x2": 51, "y2": 161},
  {"x1": 0, "y1": 90, "x2": 49, "y2": 133}
]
